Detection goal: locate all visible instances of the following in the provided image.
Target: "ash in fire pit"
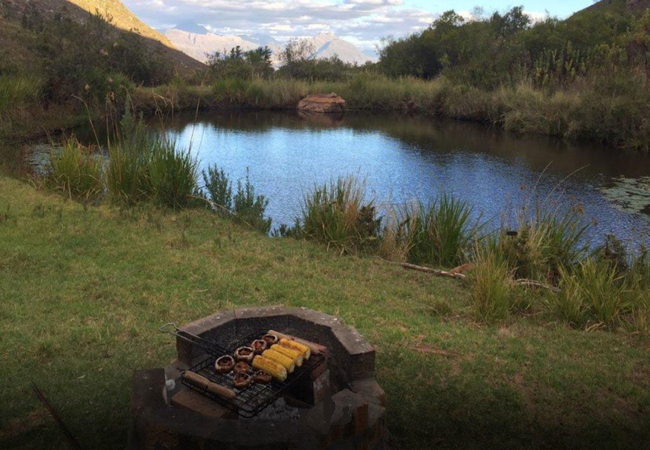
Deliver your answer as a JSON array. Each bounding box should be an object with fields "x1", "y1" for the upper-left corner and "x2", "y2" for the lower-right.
[{"x1": 129, "y1": 306, "x2": 387, "y2": 450}]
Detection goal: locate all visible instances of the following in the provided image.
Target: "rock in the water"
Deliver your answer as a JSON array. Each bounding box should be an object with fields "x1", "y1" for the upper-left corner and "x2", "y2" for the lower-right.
[{"x1": 297, "y1": 93, "x2": 346, "y2": 114}]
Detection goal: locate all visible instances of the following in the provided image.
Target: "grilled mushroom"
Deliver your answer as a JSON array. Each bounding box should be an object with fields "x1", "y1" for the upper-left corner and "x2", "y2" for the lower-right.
[
  {"x1": 251, "y1": 339, "x2": 268, "y2": 354},
  {"x1": 215, "y1": 355, "x2": 235, "y2": 374},
  {"x1": 252, "y1": 370, "x2": 272, "y2": 384},
  {"x1": 262, "y1": 334, "x2": 279, "y2": 345},
  {"x1": 233, "y1": 362, "x2": 252, "y2": 374},
  {"x1": 234, "y1": 346, "x2": 254, "y2": 363},
  {"x1": 233, "y1": 372, "x2": 252, "y2": 389}
]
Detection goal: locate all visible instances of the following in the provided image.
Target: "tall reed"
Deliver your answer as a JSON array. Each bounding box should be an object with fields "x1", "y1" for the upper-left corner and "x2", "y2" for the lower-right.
[
  {"x1": 387, "y1": 195, "x2": 480, "y2": 267},
  {"x1": 107, "y1": 108, "x2": 198, "y2": 208},
  {"x1": 469, "y1": 248, "x2": 514, "y2": 321},
  {"x1": 491, "y1": 206, "x2": 588, "y2": 282},
  {"x1": 148, "y1": 140, "x2": 198, "y2": 209},
  {"x1": 550, "y1": 259, "x2": 629, "y2": 329},
  {"x1": 297, "y1": 176, "x2": 379, "y2": 253},
  {"x1": 0, "y1": 74, "x2": 42, "y2": 114},
  {"x1": 47, "y1": 139, "x2": 104, "y2": 201}
]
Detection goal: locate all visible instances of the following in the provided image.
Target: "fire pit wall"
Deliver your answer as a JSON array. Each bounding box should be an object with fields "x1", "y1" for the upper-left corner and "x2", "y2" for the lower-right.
[{"x1": 129, "y1": 306, "x2": 387, "y2": 450}]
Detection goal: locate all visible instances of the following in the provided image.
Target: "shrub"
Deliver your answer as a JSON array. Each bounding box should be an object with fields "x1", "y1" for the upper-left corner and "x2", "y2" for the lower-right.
[
  {"x1": 297, "y1": 176, "x2": 380, "y2": 254},
  {"x1": 233, "y1": 171, "x2": 272, "y2": 233},
  {"x1": 469, "y1": 249, "x2": 514, "y2": 321},
  {"x1": 47, "y1": 139, "x2": 104, "y2": 201},
  {"x1": 202, "y1": 165, "x2": 271, "y2": 233},
  {"x1": 202, "y1": 165, "x2": 232, "y2": 214}
]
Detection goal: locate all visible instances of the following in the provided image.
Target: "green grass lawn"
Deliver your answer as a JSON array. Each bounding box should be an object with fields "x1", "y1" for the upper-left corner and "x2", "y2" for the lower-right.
[{"x1": 1, "y1": 175, "x2": 649, "y2": 449}]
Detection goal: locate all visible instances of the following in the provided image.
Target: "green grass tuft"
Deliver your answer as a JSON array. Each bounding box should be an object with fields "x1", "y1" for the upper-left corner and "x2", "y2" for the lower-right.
[
  {"x1": 296, "y1": 176, "x2": 380, "y2": 254},
  {"x1": 46, "y1": 139, "x2": 104, "y2": 201}
]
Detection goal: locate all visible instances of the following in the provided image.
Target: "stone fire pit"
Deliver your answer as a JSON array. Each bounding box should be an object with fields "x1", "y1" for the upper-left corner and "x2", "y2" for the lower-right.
[{"x1": 129, "y1": 306, "x2": 387, "y2": 449}]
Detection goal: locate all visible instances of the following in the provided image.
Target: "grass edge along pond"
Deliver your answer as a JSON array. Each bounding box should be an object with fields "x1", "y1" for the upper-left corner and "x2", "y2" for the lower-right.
[
  {"x1": 1, "y1": 174, "x2": 650, "y2": 450},
  {"x1": 45, "y1": 130, "x2": 650, "y2": 332}
]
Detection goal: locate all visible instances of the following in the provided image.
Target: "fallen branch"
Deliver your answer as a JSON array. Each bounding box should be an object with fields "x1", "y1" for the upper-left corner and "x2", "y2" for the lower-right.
[
  {"x1": 391, "y1": 261, "x2": 562, "y2": 292},
  {"x1": 389, "y1": 261, "x2": 467, "y2": 279}
]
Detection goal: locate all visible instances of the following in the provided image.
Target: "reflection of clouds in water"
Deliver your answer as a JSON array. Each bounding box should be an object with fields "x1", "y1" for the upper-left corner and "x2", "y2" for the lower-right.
[
  {"x1": 163, "y1": 116, "x2": 650, "y2": 246},
  {"x1": 42, "y1": 111, "x2": 650, "y2": 246}
]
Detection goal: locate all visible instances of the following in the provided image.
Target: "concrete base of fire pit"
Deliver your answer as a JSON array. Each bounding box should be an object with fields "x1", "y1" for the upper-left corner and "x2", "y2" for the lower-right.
[{"x1": 128, "y1": 306, "x2": 387, "y2": 450}]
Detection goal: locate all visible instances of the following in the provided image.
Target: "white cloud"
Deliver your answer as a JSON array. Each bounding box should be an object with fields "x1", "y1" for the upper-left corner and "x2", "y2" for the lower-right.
[{"x1": 123, "y1": 0, "x2": 434, "y2": 51}]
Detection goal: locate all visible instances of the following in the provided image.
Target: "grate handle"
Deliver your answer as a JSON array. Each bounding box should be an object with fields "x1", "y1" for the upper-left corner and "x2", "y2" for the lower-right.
[{"x1": 159, "y1": 322, "x2": 227, "y2": 355}]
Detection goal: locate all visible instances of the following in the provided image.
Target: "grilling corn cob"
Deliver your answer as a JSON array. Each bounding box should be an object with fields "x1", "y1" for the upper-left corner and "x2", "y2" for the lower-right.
[
  {"x1": 271, "y1": 344, "x2": 303, "y2": 367},
  {"x1": 252, "y1": 355, "x2": 287, "y2": 382},
  {"x1": 262, "y1": 349, "x2": 296, "y2": 373},
  {"x1": 280, "y1": 338, "x2": 311, "y2": 360}
]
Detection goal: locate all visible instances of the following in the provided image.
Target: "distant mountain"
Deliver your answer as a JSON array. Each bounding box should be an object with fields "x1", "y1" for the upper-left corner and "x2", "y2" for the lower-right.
[
  {"x1": 173, "y1": 20, "x2": 210, "y2": 35},
  {"x1": 164, "y1": 26, "x2": 373, "y2": 66},
  {"x1": 311, "y1": 38, "x2": 372, "y2": 65},
  {"x1": 164, "y1": 28, "x2": 283, "y2": 64}
]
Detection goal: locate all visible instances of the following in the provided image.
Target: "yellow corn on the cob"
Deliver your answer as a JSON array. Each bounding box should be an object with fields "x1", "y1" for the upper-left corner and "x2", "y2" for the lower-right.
[
  {"x1": 252, "y1": 355, "x2": 287, "y2": 382},
  {"x1": 271, "y1": 344, "x2": 303, "y2": 367},
  {"x1": 262, "y1": 349, "x2": 295, "y2": 373},
  {"x1": 280, "y1": 338, "x2": 311, "y2": 360}
]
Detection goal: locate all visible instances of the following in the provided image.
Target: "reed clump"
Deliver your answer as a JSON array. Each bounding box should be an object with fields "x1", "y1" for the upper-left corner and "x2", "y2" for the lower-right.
[
  {"x1": 387, "y1": 196, "x2": 480, "y2": 267},
  {"x1": 294, "y1": 176, "x2": 380, "y2": 254},
  {"x1": 46, "y1": 139, "x2": 104, "y2": 201},
  {"x1": 550, "y1": 259, "x2": 630, "y2": 329},
  {"x1": 490, "y1": 206, "x2": 588, "y2": 283},
  {"x1": 107, "y1": 108, "x2": 198, "y2": 208},
  {"x1": 468, "y1": 249, "x2": 515, "y2": 321},
  {"x1": 0, "y1": 74, "x2": 42, "y2": 115}
]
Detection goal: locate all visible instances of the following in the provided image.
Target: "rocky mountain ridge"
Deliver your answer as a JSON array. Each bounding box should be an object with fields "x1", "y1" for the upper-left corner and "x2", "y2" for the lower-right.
[{"x1": 164, "y1": 25, "x2": 374, "y2": 66}]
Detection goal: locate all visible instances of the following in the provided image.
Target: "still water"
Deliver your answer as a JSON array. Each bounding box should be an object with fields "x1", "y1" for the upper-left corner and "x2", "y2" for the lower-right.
[
  {"x1": 45, "y1": 110, "x2": 648, "y2": 244},
  {"x1": 144, "y1": 110, "x2": 649, "y2": 244}
]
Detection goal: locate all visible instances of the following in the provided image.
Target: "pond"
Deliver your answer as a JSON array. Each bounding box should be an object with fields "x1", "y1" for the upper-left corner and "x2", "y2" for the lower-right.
[{"x1": 36, "y1": 110, "x2": 650, "y2": 245}]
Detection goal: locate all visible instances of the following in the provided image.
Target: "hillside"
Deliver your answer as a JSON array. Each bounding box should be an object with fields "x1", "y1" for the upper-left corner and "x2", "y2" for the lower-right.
[
  {"x1": 1, "y1": 0, "x2": 203, "y2": 74},
  {"x1": 579, "y1": 0, "x2": 650, "y2": 13}
]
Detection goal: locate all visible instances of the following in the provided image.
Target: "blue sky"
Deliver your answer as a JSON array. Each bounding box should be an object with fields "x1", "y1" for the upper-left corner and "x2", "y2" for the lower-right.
[{"x1": 125, "y1": 0, "x2": 599, "y2": 51}]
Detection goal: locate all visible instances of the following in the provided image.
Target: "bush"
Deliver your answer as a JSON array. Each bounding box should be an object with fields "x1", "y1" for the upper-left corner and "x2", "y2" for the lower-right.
[
  {"x1": 202, "y1": 165, "x2": 232, "y2": 214},
  {"x1": 296, "y1": 176, "x2": 380, "y2": 254},
  {"x1": 202, "y1": 165, "x2": 271, "y2": 233},
  {"x1": 233, "y1": 172, "x2": 272, "y2": 233},
  {"x1": 47, "y1": 139, "x2": 104, "y2": 201}
]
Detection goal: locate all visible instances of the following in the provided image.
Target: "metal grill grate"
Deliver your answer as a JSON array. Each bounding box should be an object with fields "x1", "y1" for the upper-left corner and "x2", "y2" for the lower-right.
[{"x1": 180, "y1": 330, "x2": 325, "y2": 418}]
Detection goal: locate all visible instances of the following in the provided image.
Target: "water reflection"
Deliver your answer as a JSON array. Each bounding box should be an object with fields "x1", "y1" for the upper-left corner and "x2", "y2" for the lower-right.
[{"x1": 146, "y1": 110, "x2": 650, "y2": 244}]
